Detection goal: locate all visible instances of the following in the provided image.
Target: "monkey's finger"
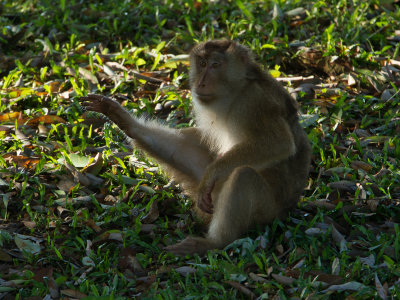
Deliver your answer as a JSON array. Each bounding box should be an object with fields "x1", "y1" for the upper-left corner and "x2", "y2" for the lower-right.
[
  {"x1": 79, "y1": 94, "x2": 109, "y2": 105},
  {"x1": 79, "y1": 102, "x2": 101, "y2": 113},
  {"x1": 83, "y1": 94, "x2": 108, "y2": 100}
]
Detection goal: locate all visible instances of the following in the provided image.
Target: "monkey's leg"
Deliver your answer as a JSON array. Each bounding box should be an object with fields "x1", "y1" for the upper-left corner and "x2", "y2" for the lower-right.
[{"x1": 166, "y1": 166, "x2": 280, "y2": 256}]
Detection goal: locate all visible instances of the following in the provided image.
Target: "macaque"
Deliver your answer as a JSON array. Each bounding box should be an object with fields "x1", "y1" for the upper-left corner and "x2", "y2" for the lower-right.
[{"x1": 80, "y1": 40, "x2": 311, "y2": 256}]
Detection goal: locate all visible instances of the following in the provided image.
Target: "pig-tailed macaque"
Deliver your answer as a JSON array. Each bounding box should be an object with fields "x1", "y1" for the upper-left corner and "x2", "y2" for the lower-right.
[{"x1": 81, "y1": 40, "x2": 311, "y2": 256}]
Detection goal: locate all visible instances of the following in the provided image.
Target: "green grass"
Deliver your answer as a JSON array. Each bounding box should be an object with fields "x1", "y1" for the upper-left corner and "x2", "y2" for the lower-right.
[{"x1": 0, "y1": 0, "x2": 399, "y2": 298}]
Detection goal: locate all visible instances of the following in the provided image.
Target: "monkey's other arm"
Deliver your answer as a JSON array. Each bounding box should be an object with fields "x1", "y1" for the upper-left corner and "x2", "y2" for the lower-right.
[{"x1": 81, "y1": 94, "x2": 213, "y2": 183}]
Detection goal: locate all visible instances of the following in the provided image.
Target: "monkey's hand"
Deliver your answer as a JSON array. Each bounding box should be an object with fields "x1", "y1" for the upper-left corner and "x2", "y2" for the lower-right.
[
  {"x1": 197, "y1": 178, "x2": 215, "y2": 214},
  {"x1": 80, "y1": 94, "x2": 122, "y2": 115}
]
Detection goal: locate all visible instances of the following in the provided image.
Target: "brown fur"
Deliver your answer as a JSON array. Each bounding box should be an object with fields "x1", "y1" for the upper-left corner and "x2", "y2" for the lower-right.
[{"x1": 81, "y1": 40, "x2": 311, "y2": 256}]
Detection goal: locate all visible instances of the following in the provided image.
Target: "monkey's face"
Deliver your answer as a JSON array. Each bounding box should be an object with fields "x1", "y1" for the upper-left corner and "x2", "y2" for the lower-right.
[
  {"x1": 189, "y1": 40, "x2": 247, "y2": 104},
  {"x1": 190, "y1": 53, "x2": 227, "y2": 103}
]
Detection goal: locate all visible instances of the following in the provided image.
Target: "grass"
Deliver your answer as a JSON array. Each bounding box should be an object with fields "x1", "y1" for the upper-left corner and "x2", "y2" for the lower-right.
[{"x1": 0, "y1": 0, "x2": 399, "y2": 298}]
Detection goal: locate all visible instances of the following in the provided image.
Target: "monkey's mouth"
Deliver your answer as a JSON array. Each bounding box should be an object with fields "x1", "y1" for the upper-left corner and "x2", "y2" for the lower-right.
[{"x1": 194, "y1": 93, "x2": 215, "y2": 102}]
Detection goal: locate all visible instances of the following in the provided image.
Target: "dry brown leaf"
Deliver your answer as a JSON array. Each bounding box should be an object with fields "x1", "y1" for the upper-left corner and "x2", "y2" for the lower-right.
[
  {"x1": 0, "y1": 112, "x2": 25, "y2": 123},
  {"x1": 33, "y1": 267, "x2": 53, "y2": 283},
  {"x1": 225, "y1": 280, "x2": 255, "y2": 299},
  {"x1": 96, "y1": 231, "x2": 123, "y2": 243},
  {"x1": 79, "y1": 67, "x2": 99, "y2": 84},
  {"x1": 56, "y1": 175, "x2": 76, "y2": 192},
  {"x1": 175, "y1": 266, "x2": 197, "y2": 276},
  {"x1": 328, "y1": 180, "x2": 357, "y2": 192},
  {"x1": 374, "y1": 167, "x2": 391, "y2": 178},
  {"x1": 367, "y1": 199, "x2": 379, "y2": 212},
  {"x1": 32, "y1": 268, "x2": 59, "y2": 299},
  {"x1": 3, "y1": 154, "x2": 40, "y2": 169},
  {"x1": 141, "y1": 200, "x2": 159, "y2": 224},
  {"x1": 286, "y1": 269, "x2": 342, "y2": 285},
  {"x1": 83, "y1": 152, "x2": 103, "y2": 175},
  {"x1": 275, "y1": 244, "x2": 284, "y2": 255},
  {"x1": 26, "y1": 115, "x2": 66, "y2": 125},
  {"x1": 84, "y1": 219, "x2": 102, "y2": 233},
  {"x1": 64, "y1": 162, "x2": 91, "y2": 186},
  {"x1": 0, "y1": 248, "x2": 12, "y2": 262},
  {"x1": 292, "y1": 257, "x2": 306, "y2": 269},
  {"x1": 350, "y1": 161, "x2": 373, "y2": 172},
  {"x1": 322, "y1": 281, "x2": 365, "y2": 293},
  {"x1": 61, "y1": 289, "x2": 88, "y2": 299},
  {"x1": 271, "y1": 273, "x2": 295, "y2": 286},
  {"x1": 140, "y1": 224, "x2": 156, "y2": 234},
  {"x1": 135, "y1": 275, "x2": 156, "y2": 292},
  {"x1": 0, "y1": 125, "x2": 12, "y2": 133},
  {"x1": 22, "y1": 220, "x2": 36, "y2": 229},
  {"x1": 249, "y1": 272, "x2": 269, "y2": 283},
  {"x1": 332, "y1": 257, "x2": 340, "y2": 275},
  {"x1": 305, "y1": 227, "x2": 325, "y2": 236},
  {"x1": 118, "y1": 248, "x2": 144, "y2": 274},
  {"x1": 56, "y1": 206, "x2": 70, "y2": 218},
  {"x1": 331, "y1": 224, "x2": 346, "y2": 245}
]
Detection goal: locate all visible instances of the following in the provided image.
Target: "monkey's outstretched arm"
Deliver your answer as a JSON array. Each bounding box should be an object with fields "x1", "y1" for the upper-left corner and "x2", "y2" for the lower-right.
[{"x1": 81, "y1": 94, "x2": 213, "y2": 182}]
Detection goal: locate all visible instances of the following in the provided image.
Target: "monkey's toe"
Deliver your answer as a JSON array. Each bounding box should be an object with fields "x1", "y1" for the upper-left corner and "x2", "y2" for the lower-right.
[{"x1": 165, "y1": 237, "x2": 215, "y2": 256}]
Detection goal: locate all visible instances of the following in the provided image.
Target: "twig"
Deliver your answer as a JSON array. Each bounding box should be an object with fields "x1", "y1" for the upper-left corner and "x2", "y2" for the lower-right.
[{"x1": 276, "y1": 75, "x2": 314, "y2": 82}]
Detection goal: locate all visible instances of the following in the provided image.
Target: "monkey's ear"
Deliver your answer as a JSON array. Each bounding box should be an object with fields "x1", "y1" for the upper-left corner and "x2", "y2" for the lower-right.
[{"x1": 245, "y1": 63, "x2": 264, "y2": 80}]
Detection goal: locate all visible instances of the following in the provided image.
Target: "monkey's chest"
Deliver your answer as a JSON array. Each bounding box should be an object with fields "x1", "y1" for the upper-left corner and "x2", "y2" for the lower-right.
[{"x1": 201, "y1": 118, "x2": 241, "y2": 155}]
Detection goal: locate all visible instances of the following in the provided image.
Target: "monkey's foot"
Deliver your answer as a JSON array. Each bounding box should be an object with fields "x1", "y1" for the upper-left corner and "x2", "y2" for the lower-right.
[
  {"x1": 197, "y1": 181, "x2": 215, "y2": 214},
  {"x1": 80, "y1": 94, "x2": 122, "y2": 115},
  {"x1": 165, "y1": 237, "x2": 216, "y2": 256}
]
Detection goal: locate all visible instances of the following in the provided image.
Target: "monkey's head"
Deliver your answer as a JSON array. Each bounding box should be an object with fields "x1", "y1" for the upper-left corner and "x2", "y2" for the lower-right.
[{"x1": 189, "y1": 40, "x2": 257, "y2": 104}]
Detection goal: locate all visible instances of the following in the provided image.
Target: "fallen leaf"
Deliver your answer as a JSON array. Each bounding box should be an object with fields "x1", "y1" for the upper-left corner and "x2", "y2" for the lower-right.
[
  {"x1": 286, "y1": 269, "x2": 342, "y2": 285},
  {"x1": 249, "y1": 272, "x2": 269, "y2": 283},
  {"x1": 225, "y1": 280, "x2": 255, "y2": 299},
  {"x1": 375, "y1": 272, "x2": 387, "y2": 300},
  {"x1": 22, "y1": 221, "x2": 36, "y2": 229},
  {"x1": 0, "y1": 249, "x2": 12, "y2": 262},
  {"x1": 175, "y1": 266, "x2": 197, "y2": 276},
  {"x1": 33, "y1": 267, "x2": 53, "y2": 283},
  {"x1": 305, "y1": 227, "x2": 325, "y2": 236},
  {"x1": 118, "y1": 248, "x2": 143, "y2": 274},
  {"x1": 350, "y1": 161, "x2": 373, "y2": 172},
  {"x1": 84, "y1": 219, "x2": 102, "y2": 233},
  {"x1": 140, "y1": 224, "x2": 156, "y2": 233},
  {"x1": 79, "y1": 67, "x2": 99, "y2": 85},
  {"x1": 332, "y1": 257, "x2": 340, "y2": 275},
  {"x1": 367, "y1": 199, "x2": 379, "y2": 212},
  {"x1": 82, "y1": 256, "x2": 95, "y2": 267},
  {"x1": 32, "y1": 267, "x2": 59, "y2": 299},
  {"x1": 64, "y1": 162, "x2": 91, "y2": 186},
  {"x1": 141, "y1": 200, "x2": 159, "y2": 224},
  {"x1": 3, "y1": 154, "x2": 40, "y2": 169},
  {"x1": 360, "y1": 254, "x2": 375, "y2": 267},
  {"x1": 322, "y1": 281, "x2": 365, "y2": 293},
  {"x1": 328, "y1": 180, "x2": 357, "y2": 192},
  {"x1": 83, "y1": 152, "x2": 103, "y2": 175},
  {"x1": 135, "y1": 275, "x2": 156, "y2": 292},
  {"x1": 331, "y1": 224, "x2": 347, "y2": 251},
  {"x1": 0, "y1": 112, "x2": 25, "y2": 123},
  {"x1": 68, "y1": 154, "x2": 92, "y2": 168},
  {"x1": 271, "y1": 273, "x2": 295, "y2": 286},
  {"x1": 14, "y1": 234, "x2": 41, "y2": 255},
  {"x1": 26, "y1": 115, "x2": 66, "y2": 125},
  {"x1": 60, "y1": 289, "x2": 88, "y2": 299}
]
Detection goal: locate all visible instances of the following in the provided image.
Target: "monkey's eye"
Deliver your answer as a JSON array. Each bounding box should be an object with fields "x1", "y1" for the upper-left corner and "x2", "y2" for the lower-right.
[
  {"x1": 211, "y1": 62, "x2": 220, "y2": 68},
  {"x1": 199, "y1": 59, "x2": 207, "y2": 68}
]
